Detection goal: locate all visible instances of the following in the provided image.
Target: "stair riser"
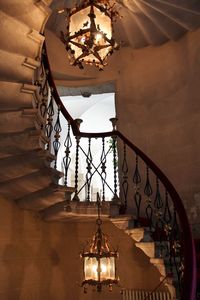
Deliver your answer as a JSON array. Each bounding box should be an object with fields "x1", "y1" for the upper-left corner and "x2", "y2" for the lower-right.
[
  {"x1": 17, "y1": 191, "x2": 68, "y2": 211},
  {"x1": 0, "y1": 168, "x2": 61, "y2": 201},
  {"x1": 0, "y1": 11, "x2": 44, "y2": 59},
  {"x1": 0, "y1": 110, "x2": 38, "y2": 133},
  {"x1": 0, "y1": 0, "x2": 51, "y2": 32},
  {"x1": 0, "y1": 131, "x2": 42, "y2": 156},
  {"x1": 0, "y1": 50, "x2": 38, "y2": 83},
  {"x1": 0, "y1": 82, "x2": 38, "y2": 110},
  {"x1": 0, "y1": 151, "x2": 53, "y2": 183}
]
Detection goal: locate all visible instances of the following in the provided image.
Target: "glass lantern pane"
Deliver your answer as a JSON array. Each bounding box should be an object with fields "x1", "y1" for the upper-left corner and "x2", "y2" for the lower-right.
[
  {"x1": 70, "y1": 7, "x2": 91, "y2": 60},
  {"x1": 100, "y1": 257, "x2": 116, "y2": 281},
  {"x1": 84, "y1": 257, "x2": 98, "y2": 281},
  {"x1": 94, "y1": 7, "x2": 112, "y2": 62},
  {"x1": 70, "y1": 7, "x2": 91, "y2": 36},
  {"x1": 94, "y1": 7, "x2": 112, "y2": 39},
  {"x1": 109, "y1": 257, "x2": 116, "y2": 280}
]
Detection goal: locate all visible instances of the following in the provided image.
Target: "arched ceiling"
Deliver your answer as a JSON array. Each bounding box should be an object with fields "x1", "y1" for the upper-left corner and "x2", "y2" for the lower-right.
[{"x1": 47, "y1": 0, "x2": 200, "y2": 48}]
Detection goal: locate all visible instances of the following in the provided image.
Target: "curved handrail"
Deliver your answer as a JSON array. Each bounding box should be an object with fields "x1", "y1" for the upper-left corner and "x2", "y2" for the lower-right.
[{"x1": 42, "y1": 42, "x2": 196, "y2": 300}]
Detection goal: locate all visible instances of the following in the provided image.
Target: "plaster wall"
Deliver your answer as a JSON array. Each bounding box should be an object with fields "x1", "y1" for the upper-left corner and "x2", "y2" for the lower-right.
[
  {"x1": 0, "y1": 196, "x2": 165, "y2": 300},
  {"x1": 114, "y1": 30, "x2": 200, "y2": 235}
]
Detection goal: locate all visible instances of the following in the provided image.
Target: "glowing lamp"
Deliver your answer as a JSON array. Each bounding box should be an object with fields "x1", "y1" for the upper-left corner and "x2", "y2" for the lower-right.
[
  {"x1": 81, "y1": 194, "x2": 119, "y2": 292},
  {"x1": 60, "y1": 0, "x2": 119, "y2": 70}
]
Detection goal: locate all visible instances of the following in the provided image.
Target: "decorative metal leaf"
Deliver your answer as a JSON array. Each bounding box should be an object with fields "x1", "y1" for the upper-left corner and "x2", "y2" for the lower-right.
[
  {"x1": 146, "y1": 204, "x2": 153, "y2": 226},
  {"x1": 154, "y1": 179, "x2": 163, "y2": 209},
  {"x1": 63, "y1": 123, "x2": 72, "y2": 186},
  {"x1": 163, "y1": 191, "x2": 172, "y2": 224},
  {"x1": 100, "y1": 138, "x2": 107, "y2": 201},
  {"x1": 133, "y1": 155, "x2": 141, "y2": 185},
  {"x1": 134, "y1": 191, "x2": 141, "y2": 220},
  {"x1": 144, "y1": 167, "x2": 153, "y2": 197}
]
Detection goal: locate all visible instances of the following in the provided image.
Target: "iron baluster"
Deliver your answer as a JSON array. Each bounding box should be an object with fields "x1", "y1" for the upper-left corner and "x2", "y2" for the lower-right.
[
  {"x1": 73, "y1": 136, "x2": 80, "y2": 201},
  {"x1": 100, "y1": 137, "x2": 107, "y2": 202},
  {"x1": 133, "y1": 155, "x2": 142, "y2": 224},
  {"x1": 35, "y1": 61, "x2": 47, "y2": 106},
  {"x1": 112, "y1": 134, "x2": 118, "y2": 201},
  {"x1": 85, "y1": 138, "x2": 93, "y2": 202},
  {"x1": 163, "y1": 191, "x2": 173, "y2": 262},
  {"x1": 63, "y1": 122, "x2": 72, "y2": 186},
  {"x1": 35, "y1": 62, "x2": 49, "y2": 119},
  {"x1": 153, "y1": 178, "x2": 165, "y2": 256},
  {"x1": 170, "y1": 207, "x2": 183, "y2": 293},
  {"x1": 144, "y1": 166, "x2": 153, "y2": 228},
  {"x1": 45, "y1": 95, "x2": 54, "y2": 150},
  {"x1": 163, "y1": 190, "x2": 172, "y2": 224},
  {"x1": 121, "y1": 142, "x2": 128, "y2": 211},
  {"x1": 53, "y1": 106, "x2": 62, "y2": 169},
  {"x1": 77, "y1": 143, "x2": 115, "y2": 197}
]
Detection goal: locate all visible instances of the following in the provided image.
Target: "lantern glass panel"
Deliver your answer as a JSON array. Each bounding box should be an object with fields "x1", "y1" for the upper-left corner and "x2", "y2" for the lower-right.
[
  {"x1": 69, "y1": 6, "x2": 112, "y2": 64},
  {"x1": 84, "y1": 257, "x2": 98, "y2": 280},
  {"x1": 100, "y1": 257, "x2": 115, "y2": 281},
  {"x1": 69, "y1": 7, "x2": 90, "y2": 60},
  {"x1": 94, "y1": 7, "x2": 112, "y2": 40}
]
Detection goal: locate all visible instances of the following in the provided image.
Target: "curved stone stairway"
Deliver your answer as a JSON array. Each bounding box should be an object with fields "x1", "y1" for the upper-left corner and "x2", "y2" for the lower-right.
[
  {"x1": 111, "y1": 216, "x2": 176, "y2": 299},
  {"x1": 0, "y1": 0, "x2": 73, "y2": 211},
  {"x1": 0, "y1": 1, "x2": 195, "y2": 298}
]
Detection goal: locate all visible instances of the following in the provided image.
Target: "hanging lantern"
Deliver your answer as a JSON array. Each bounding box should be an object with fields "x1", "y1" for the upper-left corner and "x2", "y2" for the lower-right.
[
  {"x1": 80, "y1": 193, "x2": 119, "y2": 292},
  {"x1": 60, "y1": 0, "x2": 119, "y2": 70}
]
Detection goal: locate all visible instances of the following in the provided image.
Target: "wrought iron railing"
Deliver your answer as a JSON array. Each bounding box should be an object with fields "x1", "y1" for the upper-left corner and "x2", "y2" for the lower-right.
[{"x1": 35, "y1": 43, "x2": 196, "y2": 300}]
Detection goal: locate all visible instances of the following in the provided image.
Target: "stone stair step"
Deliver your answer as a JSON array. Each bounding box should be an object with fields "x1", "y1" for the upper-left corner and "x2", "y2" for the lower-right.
[
  {"x1": 0, "y1": 129, "x2": 46, "y2": 156},
  {"x1": 135, "y1": 241, "x2": 155, "y2": 258},
  {"x1": 150, "y1": 258, "x2": 167, "y2": 277},
  {"x1": 0, "y1": 167, "x2": 62, "y2": 201},
  {"x1": 0, "y1": 0, "x2": 51, "y2": 32},
  {"x1": 17, "y1": 184, "x2": 74, "y2": 211},
  {"x1": 0, "y1": 109, "x2": 38, "y2": 133},
  {"x1": 110, "y1": 215, "x2": 135, "y2": 230},
  {"x1": 0, "y1": 82, "x2": 38, "y2": 110},
  {"x1": 125, "y1": 227, "x2": 153, "y2": 242},
  {"x1": 0, "y1": 10, "x2": 44, "y2": 59},
  {"x1": 42, "y1": 201, "x2": 118, "y2": 222},
  {"x1": 0, "y1": 149, "x2": 55, "y2": 183},
  {"x1": 0, "y1": 49, "x2": 39, "y2": 83}
]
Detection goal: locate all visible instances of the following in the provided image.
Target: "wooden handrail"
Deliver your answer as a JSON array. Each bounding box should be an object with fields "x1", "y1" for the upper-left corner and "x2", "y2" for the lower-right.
[{"x1": 42, "y1": 42, "x2": 196, "y2": 300}]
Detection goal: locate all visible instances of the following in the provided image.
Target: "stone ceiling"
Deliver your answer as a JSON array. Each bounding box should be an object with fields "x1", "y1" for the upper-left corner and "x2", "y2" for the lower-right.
[{"x1": 47, "y1": 0, "x2": 200, "y2": 48}]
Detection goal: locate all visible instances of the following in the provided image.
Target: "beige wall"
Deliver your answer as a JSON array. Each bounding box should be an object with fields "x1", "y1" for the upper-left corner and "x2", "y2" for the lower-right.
[
  {"x1": 46, "y1": 29, "x2": 200, "y2": 234},
  {"x1": 114, "y1": 30, "x2": 200, "y2": 235},
  {"x1": 0, "y1": 196, "x2": 165, "y2": 300}
]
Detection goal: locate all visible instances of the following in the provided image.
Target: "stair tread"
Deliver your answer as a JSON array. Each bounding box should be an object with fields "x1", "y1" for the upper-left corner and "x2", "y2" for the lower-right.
[
  {"x1": 0, "y1": 49, "x2": 38, "y2": 83},
  {"x1": 41, "y1": 200, "x2": 118, "y2": 222},
  {"x1": 0, "y1": 167, "x2": 63, "y2": 201},
  {"x1": 0, "y1": 10, "x2": 42, "y2": 59},
  {"x1": 0, "y1": 149, "x2": 55, "y2": 183},
  {"x1": 0, "y1": 0, "x2": 51, "y2": 32},
  {"x1": 17, "y1": 184, "x2": 74, "y2": 211}
]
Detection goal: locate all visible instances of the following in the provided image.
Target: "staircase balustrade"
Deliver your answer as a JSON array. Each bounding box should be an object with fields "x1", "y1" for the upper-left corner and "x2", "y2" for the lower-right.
[{"x1": 35, "y1": 44, "x2": 196, "y2": 300}]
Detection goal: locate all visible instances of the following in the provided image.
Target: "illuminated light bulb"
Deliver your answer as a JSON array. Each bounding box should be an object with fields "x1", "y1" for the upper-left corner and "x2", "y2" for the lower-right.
[
  {"x1": 58, "y1": 9, "x2": 65, "y2": 14},
  {"x1": 95, "y1": 33, "x2": 103, "y2": 43},
  {"x1": 92, "y1": 265, "x2": 98, "y2": 273},
  {"x1": 80, "y1": 36, "x2": 86, "y2": 44},
  {"x1": 101, "y1": 264, "x2": 107, "y2": 273}
]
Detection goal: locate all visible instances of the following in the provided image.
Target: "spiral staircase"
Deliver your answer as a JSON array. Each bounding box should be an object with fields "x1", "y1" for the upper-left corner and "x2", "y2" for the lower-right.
[
  {"x1": 0, "y1": 0, "x2": 70, "y2": 211},
  {"x1": 0, "y1": 1, "x2": 199, "y2": 299}
]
